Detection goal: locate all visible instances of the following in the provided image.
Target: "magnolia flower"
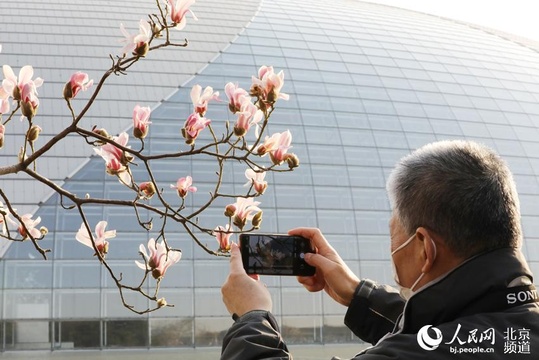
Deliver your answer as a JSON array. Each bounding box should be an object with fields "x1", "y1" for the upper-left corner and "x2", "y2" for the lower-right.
[
  {"x1": 170, "y1": 176, "x2": 197, "y2": 198},
  {"x1": 244, "y1": 168, "x2": 268, "y2": 195},
  {"x1": 136, "y1": 238, "x2": 182, "y2": 279},
  {"x1": 228, "y1": 197, "x2": 261, "y2": 230},
  {"x1": 132, "y1": 105, "x2": 151, "y2": 139},
  {"x1": 234, "y1": 99, "x2": 263, "y2": 137},
  {"x1": 2, "y1": 65, "x2": 43, "y2": 102},
  {"x1": 0, "y1": 87, "x2": 9, "y2": 114},
  {"x1": 94, "y1": 132, "x2": 132, "y2": 185},
  {"x1": 76, "y1": 221, "x2": 116, "y2": 257},
  {"x1": 257, "y1": 132, "x2": 282, "y2": 156},
  {"x1": 214, "y1": 224, "x2": 233, "y2": 252},
  {"x1": 224, "y1": 82, "x2": 249, "y2": 113},
  {"x1": 20, "y1": 83, "x2": 39, "y2": 120},
  {"x1": 168, "y1": 0, "x2": 198, "y2": 30},
  {"x1": 63, "y1": 72, "x2": 93, "y2": 100},
  {"x1": 270, "y1": 130, "x2": 292, "y2": 164},
  {"x1": 17, "y1": 214, "x2": 42, "y2": 239},
  {"x1": 250, "y1": 65, "x2": 289, "y2": 105},
  {"x1": 190, "y1": 84, "x2": 219, "y2": 116},
  {"x1": 257, "y1": 130, "x2": 293, "y2": 164},
  {"x1": 182, "y1": 112, "x2": 211, "y2": 144},
  {"x1": 120, "y1": 19, "x2": 152, "y2": 56}
]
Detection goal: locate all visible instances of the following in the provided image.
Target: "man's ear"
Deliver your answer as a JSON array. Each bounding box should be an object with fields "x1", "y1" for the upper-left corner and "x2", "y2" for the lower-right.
[{"x1": 416, "y1": 227, "x2": 436, "y2": 273}]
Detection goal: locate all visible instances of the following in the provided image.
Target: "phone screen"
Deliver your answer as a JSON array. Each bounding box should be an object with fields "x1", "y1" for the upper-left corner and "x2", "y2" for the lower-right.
[{"x1": 239, "y1": 234, "x2": 316, "y2": 276}]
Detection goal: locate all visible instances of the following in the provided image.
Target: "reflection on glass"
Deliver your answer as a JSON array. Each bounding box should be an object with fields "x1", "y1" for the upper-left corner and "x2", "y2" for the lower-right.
[
  {"x1": 151, "y1": 318, "x2": 193, "y2": 347},
  {"x1": 54, "y1": 321, "x2": 100, "y2": 349}
]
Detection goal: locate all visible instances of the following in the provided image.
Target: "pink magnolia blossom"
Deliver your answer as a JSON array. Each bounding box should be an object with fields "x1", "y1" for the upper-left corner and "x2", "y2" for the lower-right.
[
  {"x1": 168, "y1": 0, "x2": 198, "y2": 30},
  {"x1": 234, "y1": 99, "x2": 263, "y2": 137},
  {"x1": 93, "y1": 132, "x2": 132, "y2": 185},
  {"x1": 270, "y1": 130, "x2": 292, "y2": 164},
  {"x1": 2, "y1": 65, "x2": 43, "y2": 102},
  {"x1": 17, "y1": 214, "x2": 42, "y2": 239},
  {"x1": 0, "y1": 87, "x2": 9, "y2": 114},
  {"x1": 225, "y1": 82, "x2": 249, "y2": 113},
  {"x1": 257, "y1": 130, "x2": 292, "y2": 164},
  {"x1": 132, "y1": 105, "x2": 152, "y2": 139},
  {"x1": 214, "y1": 224, "x2": 233, "y2": 252},
  {"x1": 256, "y1": 132, "x2": 282, "y2": 156},
  {"x1": 76, "y1": 221, "x2": 116, "y2": 257},
  {"x1": 244, "y1": 167, "x2": 268, "y2": 195},
  {"x1": 250, "y1": 65, "x2": 289, "y2": 105},
  {"x1": 170, "y1": 176, "x2": 197, "y2": 198},
  {"x1": 20, "y1": 83, "x2": 39, "y2": 120},
  {"x1": 182, "y1": 112, "x2": 211, "y2": 144},
  {"x1": 228, "y1": 197, "x2": 261, "y2": 229},
  {"x1": 64, "y1": 72, "x2": 93, "y2": 99},
  {"x1": 136, "y1": 238, "x2": 182, "y2": 279},
  {"x1": 190, "y1": 84, "x2": 219, "y2": 116},
  {"x1": 120, "y1": 19, "x2": 152, "y2": 56}
]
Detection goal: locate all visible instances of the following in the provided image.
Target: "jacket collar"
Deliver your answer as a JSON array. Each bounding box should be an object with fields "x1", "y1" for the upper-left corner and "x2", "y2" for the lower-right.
[{"x1": 400, "y1": 247, "x2": 533, "y2": 333}]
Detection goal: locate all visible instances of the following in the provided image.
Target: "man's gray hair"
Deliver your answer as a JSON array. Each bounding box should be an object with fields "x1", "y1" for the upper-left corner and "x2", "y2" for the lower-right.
[{"x1": 386, "y1": 140, "x2": 522, "y2": 257}]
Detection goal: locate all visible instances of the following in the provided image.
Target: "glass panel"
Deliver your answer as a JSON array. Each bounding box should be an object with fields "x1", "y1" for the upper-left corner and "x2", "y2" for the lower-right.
[
  {"x1": 54, "y1": 321, "x2": 100, "y2": 349},
  {"x1": 281, "y1": 316, "x2": 321, "y2": 344},
  {"x1": 54, "y1": 261, "x2": 101, "y2": 288},
  {"x1": 323, "y1": 316, "x2": 354, "y2": 343},
  {"x1": 4, "y1": 290, "x2": 51, "y2": 320},
  {"x1": 194, "y1": 317, "x2": 230, "y2": 346},
  {"x1": 150, "y1": 318, "x2": 193, "y2": 347},
  {"x1": 105, "y1": 319, "x2": 148, "y2": 348},
  {"x1": 54, "y1": 290, "x2": 101, "y2": 318},
  {"x1": 4, "y1": 320, "x2": 51, "y2": 350}
]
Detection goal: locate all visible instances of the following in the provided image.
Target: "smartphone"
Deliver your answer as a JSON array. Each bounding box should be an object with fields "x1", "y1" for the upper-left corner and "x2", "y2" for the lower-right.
[{"x1": 239, "y1": 233, "x2": 316, "y2": 276}]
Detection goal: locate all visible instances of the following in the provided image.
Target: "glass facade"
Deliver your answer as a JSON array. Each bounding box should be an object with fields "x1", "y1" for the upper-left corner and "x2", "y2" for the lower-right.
[{"x1": 2, "y1": 0, "x2": 539, "y2": 351}]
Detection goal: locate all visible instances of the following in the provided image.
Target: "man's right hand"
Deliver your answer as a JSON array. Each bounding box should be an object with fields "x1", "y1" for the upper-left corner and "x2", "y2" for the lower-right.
[{"x1": 289, "y1": 227, "x2": 360, "y2": 307}]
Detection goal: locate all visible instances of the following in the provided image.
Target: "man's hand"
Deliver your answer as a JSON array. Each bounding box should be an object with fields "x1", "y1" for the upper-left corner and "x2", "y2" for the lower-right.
[
  {"x1": 221, "y1": 242, "x2": 272, "y2": 317},
  {"x1": 290, "y1": 227, "x2": 360, "y2": 307}
]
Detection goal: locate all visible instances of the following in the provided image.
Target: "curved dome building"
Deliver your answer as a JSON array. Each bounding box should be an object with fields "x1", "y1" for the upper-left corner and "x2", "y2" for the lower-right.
[{"x1": 1, "y1": 0, "x2": 539, "y2": 352}]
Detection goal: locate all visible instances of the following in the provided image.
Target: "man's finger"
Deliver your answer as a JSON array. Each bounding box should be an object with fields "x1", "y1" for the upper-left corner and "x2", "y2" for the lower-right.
[
  {"x1": 288, "y1": 227, "x2": 335, "y2": 253},
  {"x1": 229, "y1": 242, "x2": 245, "y2": 274}
]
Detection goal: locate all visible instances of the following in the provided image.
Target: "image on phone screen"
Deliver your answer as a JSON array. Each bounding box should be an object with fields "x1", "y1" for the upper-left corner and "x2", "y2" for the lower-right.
[{"x1": 239, "y1": 234, "x2": 315, "y2": 276}]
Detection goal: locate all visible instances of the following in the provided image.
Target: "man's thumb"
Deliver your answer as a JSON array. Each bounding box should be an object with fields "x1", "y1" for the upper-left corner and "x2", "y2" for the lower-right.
[{"x1": 304, "y1": 253, "x2": 334, "y2": 270}]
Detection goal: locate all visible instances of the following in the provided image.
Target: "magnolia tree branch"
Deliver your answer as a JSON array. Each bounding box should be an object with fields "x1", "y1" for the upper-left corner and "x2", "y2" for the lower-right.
[{"x1": 0, "y1": 0, "x2": 299, "y2": 313}]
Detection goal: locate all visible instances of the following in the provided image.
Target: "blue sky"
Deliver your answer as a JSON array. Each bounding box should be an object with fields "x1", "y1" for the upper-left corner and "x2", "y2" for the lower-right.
[{"x1": 368, "y1": 0, "x2": 539, "y2": 42}]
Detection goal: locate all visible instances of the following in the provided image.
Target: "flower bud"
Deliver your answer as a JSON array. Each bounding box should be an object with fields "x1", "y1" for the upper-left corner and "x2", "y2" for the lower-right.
[
  {"x1": 251, "y1": 211, "x2": 263, "y2": 229},
  {"x1": 21, "y1": 99, "x2": 38, "y2": 121},
  {"x1": 157, "y1": 298, "x2": 167, "y2": 308},
  {"x1": 284, "y1": 153, "x2": 300, "y2": 169},
  {"x1": 224, "y1": 204, "x2": 236, "y2": 218},
  {"x1": 92, "y1": 127, "x2": 111, "y2": 145},
  {"x1": 40, "y1": 226, "x2": 48, "y2": 236},
  {"x1": 233, "y1": 126, "x2": 246, "y2": 137},
  {"x1": 63, "y1": 82, "x2": 74, "y2": 100},
  {"x1": 134, "y1": 42, "x2": 149, "y2": 57},
  {"x1": 139, "y1": 182, "x2": 156, "y2": 199},
  {"x1": 26, "y1": 125, "x2": 42, "y2": 144},
  {"x1": 256, "y1": 144, "x2": 268, "y2": 156},
  {"x1": 233, "y1": 215, "x2": 246, "y2": 230},
  {"x1": 133, "y1": 126, "x2": 148, "y2": 140}
]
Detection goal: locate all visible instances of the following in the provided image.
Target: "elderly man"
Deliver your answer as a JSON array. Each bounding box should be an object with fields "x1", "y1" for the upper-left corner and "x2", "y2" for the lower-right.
[{"x1": 220, "y1": 140, "x2": 539, "y2": 359}]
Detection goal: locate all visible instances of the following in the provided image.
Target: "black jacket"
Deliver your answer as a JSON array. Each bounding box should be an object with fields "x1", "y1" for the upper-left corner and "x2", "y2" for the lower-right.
[{"x1": 221, "y1": 248, "x2": 539, "y2": 359}]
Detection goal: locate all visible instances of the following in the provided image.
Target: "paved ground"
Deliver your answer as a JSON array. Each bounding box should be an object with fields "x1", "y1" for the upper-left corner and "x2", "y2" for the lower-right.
[{"x1": 0, "y1": 344, "x2": 369, "y2": 359}]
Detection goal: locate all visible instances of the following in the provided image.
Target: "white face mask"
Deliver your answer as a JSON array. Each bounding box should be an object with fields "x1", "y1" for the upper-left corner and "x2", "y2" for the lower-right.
[{"x1": 391, "y1": 233, "x2": 436, "y2": 300}]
